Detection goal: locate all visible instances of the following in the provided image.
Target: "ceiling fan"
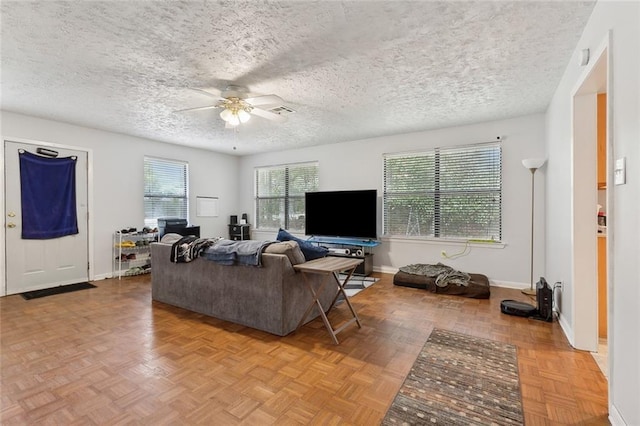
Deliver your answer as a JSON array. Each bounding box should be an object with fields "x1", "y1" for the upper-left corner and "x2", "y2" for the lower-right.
[{"x1": 176, "y1": 86, "x2": 291, "y2": 128}]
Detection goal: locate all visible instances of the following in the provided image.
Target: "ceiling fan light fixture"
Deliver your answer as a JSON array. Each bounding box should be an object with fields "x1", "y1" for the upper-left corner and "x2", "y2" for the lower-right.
[
  {"x1": 179, "y1": 89, "x2": 285, "y2": 127},
  {"x1": 227, "y1": 113, "x2": 240, "y2": 126},
  {"x1": 220, "y1": 108, "x2": 233, "y2": 122},
  {"x1": 219, "y1": 98, "x2": 251, "y2": 127},
  {"x1": 238, "y1": 109, "x2": 251, "y2": 123}
]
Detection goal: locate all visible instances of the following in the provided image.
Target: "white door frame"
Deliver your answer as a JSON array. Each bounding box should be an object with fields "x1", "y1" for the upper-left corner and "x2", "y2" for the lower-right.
[
  {"x1": 1, "y1": 136, "x2": 94, "y2": 297},
  {"x1": 569, "y1": 31, "x2": 613, "y2": 409}
]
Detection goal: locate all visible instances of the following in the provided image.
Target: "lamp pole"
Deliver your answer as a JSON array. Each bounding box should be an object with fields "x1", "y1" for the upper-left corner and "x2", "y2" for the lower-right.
[
  {"x1": 522, "y1": 167, "x2": 537, "y2": 295},
  {"x1": 521, "y1": 158, "x2": 546, "y2": 296}
]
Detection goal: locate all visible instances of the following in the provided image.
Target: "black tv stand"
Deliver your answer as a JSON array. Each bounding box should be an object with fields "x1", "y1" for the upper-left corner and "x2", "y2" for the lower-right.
[
  {"x1": 327, "y1": 252, "x2": 373, "y2": 276},
  {"x1": 307, "y1": 236, "x2": 379, "y2": 276}
]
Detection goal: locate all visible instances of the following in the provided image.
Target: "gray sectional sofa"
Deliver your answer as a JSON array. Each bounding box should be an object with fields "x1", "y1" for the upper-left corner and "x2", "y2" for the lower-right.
[{"x1": 150, "y1": 242, "x2": 336, "y2": 336}]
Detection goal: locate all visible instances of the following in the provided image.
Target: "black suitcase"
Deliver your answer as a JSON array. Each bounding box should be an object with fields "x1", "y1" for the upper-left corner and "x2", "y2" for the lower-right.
[{"x1": 500, "y1": 299, "x2": 536, "y2": 317}]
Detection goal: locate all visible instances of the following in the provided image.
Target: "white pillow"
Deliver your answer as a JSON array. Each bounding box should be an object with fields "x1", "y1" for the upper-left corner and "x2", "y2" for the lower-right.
[{"x1": 160, "y1": 233, "x2": 183, "y2": 244}]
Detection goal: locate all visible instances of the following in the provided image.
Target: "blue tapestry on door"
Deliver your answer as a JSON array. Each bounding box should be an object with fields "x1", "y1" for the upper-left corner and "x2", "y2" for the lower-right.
[{"x1": 19, "y1": 150, "x2": 78, "y2": 239}]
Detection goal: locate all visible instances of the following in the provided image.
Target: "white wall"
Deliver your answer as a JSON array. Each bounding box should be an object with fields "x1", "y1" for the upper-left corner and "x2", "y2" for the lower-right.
[
  {"x1": 239, "y1": 114, "x2": 546, "y2": 287},
  {"x1": 1, "y1": 111, "x2": 240, "y2": 282},
  {"x1": 545, "y1": 1, "x2": 639, "y2": 424}
]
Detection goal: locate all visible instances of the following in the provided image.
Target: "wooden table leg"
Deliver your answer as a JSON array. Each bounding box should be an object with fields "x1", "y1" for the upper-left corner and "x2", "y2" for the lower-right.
[
  {"x1": 295, "y1": 272, "x2": 339, "y2": 344},
  {"x1": 294, "y1": 263, "x2": 364, "y2": 344},
  {"x1": 328, "y1": 268, "x2": 361, "y2": 329}
]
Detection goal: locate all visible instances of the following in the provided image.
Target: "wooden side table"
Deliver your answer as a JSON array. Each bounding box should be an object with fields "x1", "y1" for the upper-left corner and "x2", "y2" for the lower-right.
[{"x1": 293, "y1": 256, "x2": 364, "y2": 344}]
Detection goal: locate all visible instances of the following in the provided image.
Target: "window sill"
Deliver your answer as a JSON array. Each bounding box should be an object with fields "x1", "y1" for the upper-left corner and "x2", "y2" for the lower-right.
[{"x1": 381, "y1": 236, "x2": 506, "y2": 249}]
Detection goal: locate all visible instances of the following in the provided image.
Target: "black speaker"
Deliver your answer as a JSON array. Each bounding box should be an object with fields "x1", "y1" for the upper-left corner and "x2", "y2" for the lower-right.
[{"x1": 230, "y1": 215, "x2": 237, "y2": 224}]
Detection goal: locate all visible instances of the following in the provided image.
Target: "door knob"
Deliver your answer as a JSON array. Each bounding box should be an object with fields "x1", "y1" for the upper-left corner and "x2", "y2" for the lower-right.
[{"x1": 7, "y1": 223, "x2": 16, "y2": 228}]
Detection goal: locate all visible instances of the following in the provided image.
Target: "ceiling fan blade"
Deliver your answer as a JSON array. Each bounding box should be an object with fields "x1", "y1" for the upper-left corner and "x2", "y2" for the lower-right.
[
  {"x1": 250, "y1": 107, "x2": 288, "y2": 122},
  {"x1": 244, "y1": 94, "x2": 284, "y2": 106},
  {"x1": 174, "y1": 104, "x2": 220, "y2": 113},
  {"x1": 189, "y1": 87, "x2": 225, "y2": 101}
]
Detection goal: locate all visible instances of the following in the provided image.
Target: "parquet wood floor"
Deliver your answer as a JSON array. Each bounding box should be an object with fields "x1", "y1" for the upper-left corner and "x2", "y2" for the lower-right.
[{"x1": 1, "y1": 273, "x2": 609, "y2": 425}]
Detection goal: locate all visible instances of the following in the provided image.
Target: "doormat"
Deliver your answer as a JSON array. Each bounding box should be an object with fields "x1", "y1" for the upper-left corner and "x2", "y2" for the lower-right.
[
  {"x1": 21, "y1": 282, "x2": 96, "y2": 300},
  {"x1": 382, "y1": 328, "x2": 523, "y2": 425}
]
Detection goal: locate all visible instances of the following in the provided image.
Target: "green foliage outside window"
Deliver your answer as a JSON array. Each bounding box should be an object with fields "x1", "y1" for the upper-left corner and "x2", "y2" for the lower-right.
[
  {"x1": 383, "y1": 142, "x2": 502, "y2": 241},
  {"x1": 255, "y1": 163, "x2": 318, "y2": 232}
]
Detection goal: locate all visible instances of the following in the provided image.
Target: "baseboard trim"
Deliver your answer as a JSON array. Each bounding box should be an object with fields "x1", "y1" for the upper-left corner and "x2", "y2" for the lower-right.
[
  {"x1": 489, "y1": 280, "x2": 529, "y2": 290},
  {"x1": 557, "y1": 311, "x2": 575, "y2": 348},
  {"x1": 374, "y1": 266, "x2": 398, "y2": 275},
  {"x1": 92, "y1": 273, "x2": 113, "y2": 281},
  {"x1": 609, "y1": 403, "x2": 626, "y2": 426}
]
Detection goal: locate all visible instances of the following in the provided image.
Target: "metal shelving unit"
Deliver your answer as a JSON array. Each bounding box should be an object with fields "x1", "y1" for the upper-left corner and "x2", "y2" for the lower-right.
[{"x1": 113, "y1": 231, "x2": 158, "y2": 279}]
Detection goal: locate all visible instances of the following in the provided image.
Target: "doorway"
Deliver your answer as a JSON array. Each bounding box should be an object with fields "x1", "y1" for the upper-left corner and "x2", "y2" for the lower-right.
[
  {"x1": 3, "y1": 139, "x2": 90, "y2": 295},
  {"x1": 571, "y1": 39, "x2": 610, "y2": 376}
]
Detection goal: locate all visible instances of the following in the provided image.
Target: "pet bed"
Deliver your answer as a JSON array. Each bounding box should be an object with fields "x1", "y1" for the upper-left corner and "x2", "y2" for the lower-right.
[{"x1": 393, "y1": 265, "x2": 490, "y2": 299}]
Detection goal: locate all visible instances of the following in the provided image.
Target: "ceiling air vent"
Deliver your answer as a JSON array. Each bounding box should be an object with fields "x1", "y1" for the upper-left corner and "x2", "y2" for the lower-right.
[{"x1": 266, "y1": 105, "x2": 295, "y2": 115}]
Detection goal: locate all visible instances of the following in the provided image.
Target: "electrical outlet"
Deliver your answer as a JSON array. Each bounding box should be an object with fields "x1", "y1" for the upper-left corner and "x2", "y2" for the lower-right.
[
  {"x1": 555, "y1": 281, "x2": 563, "y2": 292},
  {"x1": 440, "y1": 250, "x2": 447, "y2": 258}
]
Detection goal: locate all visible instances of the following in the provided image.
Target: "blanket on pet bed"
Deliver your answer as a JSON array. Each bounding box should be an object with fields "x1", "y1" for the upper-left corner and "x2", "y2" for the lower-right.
[{"x1": 394, "y1": 263, "x2": 490, "y2": 299}]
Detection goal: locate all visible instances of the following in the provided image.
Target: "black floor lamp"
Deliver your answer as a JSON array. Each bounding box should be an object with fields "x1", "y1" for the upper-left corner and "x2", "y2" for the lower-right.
[{"x1": 522, "y1": 158, "x2": 546, "y2": 296}]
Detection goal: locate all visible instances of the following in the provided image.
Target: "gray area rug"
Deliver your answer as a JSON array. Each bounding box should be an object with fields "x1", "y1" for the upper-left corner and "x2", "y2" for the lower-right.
[
  {"x1": 383, "y1": 328, "x2": 524, "y2": 425},
  {"x1": 338, "y1": 273, "x2": 378, "y2": 297}
]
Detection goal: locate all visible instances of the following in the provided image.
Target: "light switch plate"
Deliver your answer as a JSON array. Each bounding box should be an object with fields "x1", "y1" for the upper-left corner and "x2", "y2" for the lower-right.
[{"x1": 614, "y1": 157, "x2": 626, "y2": 185}]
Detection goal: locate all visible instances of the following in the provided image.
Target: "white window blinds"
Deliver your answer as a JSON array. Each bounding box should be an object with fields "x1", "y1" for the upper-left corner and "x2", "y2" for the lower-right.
[
  {"x1": 144, "y1": 157, "x2": 188, "y2": 228},
  {"x1": 383, "y1": 142, "x2": 502, "y2": 241},
  {"x1": 255, "y1": 162, "x2": 319, "y2": 232}
]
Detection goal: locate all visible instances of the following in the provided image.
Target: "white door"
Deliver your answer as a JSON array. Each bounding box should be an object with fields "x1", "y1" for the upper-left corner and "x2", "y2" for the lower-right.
[{"x1": 4, "y1": 140, "x2": 89, "y2": 295}]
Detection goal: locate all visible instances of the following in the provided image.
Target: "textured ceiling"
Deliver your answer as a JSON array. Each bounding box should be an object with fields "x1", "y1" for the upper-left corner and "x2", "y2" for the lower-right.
[{"x1": 1, "y1": 1, "x2": 596, "y2": 155}]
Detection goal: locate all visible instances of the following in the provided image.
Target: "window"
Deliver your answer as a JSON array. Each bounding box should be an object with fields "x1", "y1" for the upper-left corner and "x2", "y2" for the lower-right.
[
  {"x1": 383, "y1": 142, "x2": 502, "y2": 241},
  {"x1": 255, "y1": 162, "x2": 319, "y2": 232},
  {"x1": 144, "y1": 157, "x2": 188, "y2": 228}
]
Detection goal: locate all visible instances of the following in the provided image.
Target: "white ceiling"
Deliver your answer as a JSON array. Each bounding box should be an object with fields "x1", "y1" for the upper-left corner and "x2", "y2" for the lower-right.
[{"x1": 1, "y1": 1, "x2": 596, "y2": 156}]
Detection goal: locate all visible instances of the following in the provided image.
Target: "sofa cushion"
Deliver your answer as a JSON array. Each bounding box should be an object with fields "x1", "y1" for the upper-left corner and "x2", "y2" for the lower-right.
[
  {"x1": 264, "y1": 241, "x2": 306, "y2": 265},
  {"x1": 276, "y1": 228, "x2": 328, "y2": 261}
]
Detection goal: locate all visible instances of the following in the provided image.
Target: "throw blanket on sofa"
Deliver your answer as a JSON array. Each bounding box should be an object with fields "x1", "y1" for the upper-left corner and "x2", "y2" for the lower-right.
[
  {"x1": 203, "y1": 239, "x2": 273, "y2": 266},
  {"x1": 399, "y1": 263, "x2": 471, "y2": 287},
  {"x1": 170, "y1": 236, "x2": 222, "y2": 263}
]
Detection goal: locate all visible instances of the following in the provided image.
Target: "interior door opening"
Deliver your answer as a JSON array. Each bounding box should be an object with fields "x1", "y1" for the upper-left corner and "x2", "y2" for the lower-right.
[{"x1": 571, "y1": 41, "x2": 610, "y2": 381}]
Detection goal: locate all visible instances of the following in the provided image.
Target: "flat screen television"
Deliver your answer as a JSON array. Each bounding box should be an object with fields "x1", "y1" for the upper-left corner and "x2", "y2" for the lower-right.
[{"x1": 304, "y1": 189, "x2": 377, "y2": 240}]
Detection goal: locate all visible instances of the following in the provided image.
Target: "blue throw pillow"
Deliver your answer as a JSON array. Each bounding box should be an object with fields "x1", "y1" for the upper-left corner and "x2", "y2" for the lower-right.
[{"x1": 276, "y1": 228, "x2": 328, "y2": 261}]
